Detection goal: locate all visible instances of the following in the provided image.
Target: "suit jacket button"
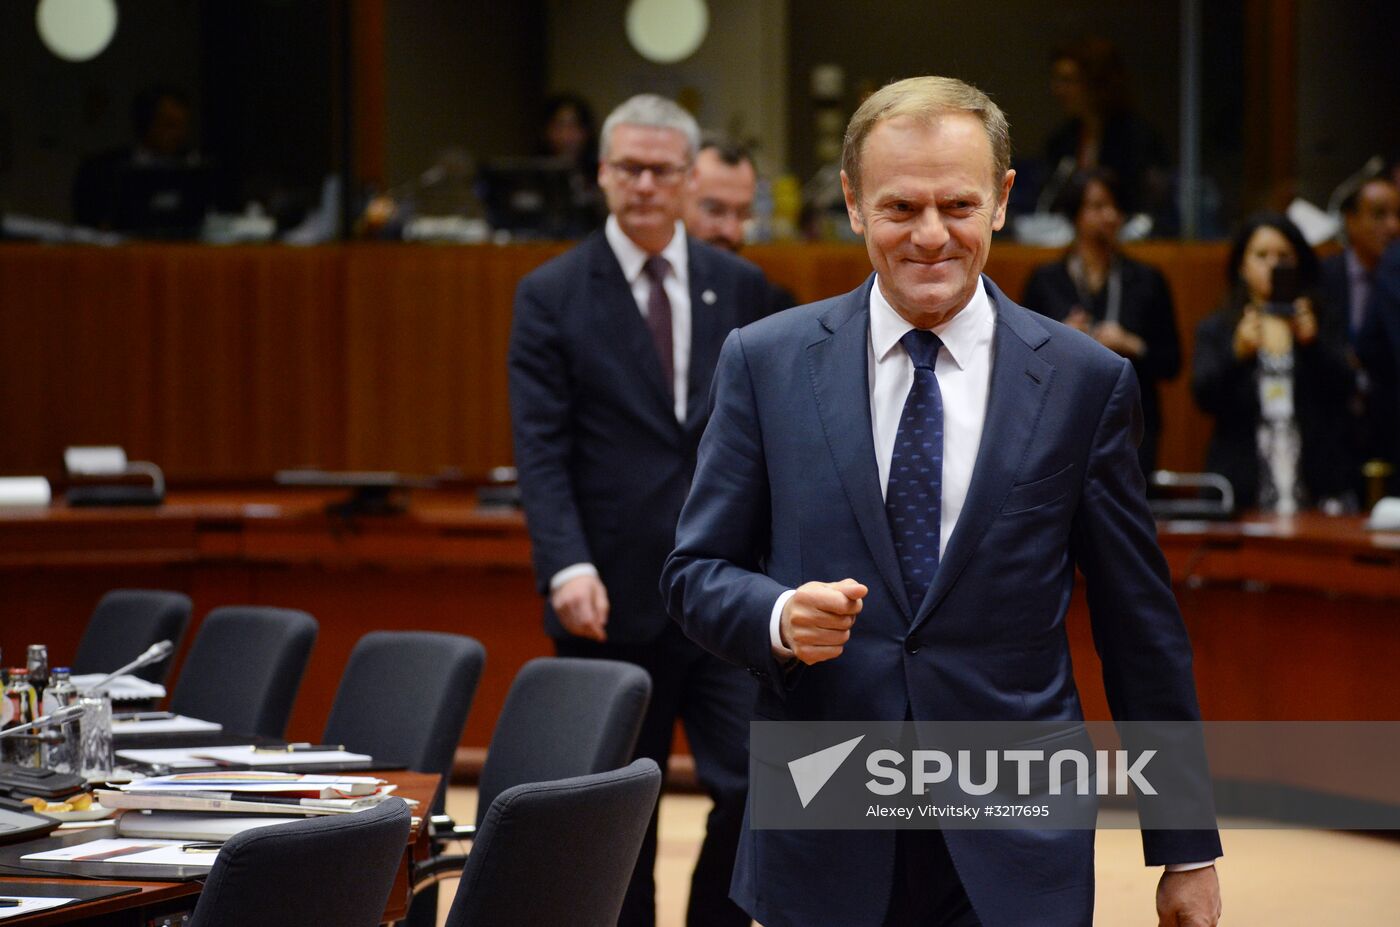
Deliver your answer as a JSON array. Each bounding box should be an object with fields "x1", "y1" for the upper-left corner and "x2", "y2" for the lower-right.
[{"x1": 905, "y1": 638, "x2": 920, "y2": 655}]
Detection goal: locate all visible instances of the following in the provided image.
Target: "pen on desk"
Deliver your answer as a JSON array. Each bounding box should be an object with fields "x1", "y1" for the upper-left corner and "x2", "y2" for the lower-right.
[
  {"x1": 180, "y1": 843, "x2": 223, "y2": 853},
  {"x1": 114, "y1": 711, "x2": 176, "y2": 722},
  {"x1": 0, "y1": 898, "x2": 23, "y2": 907},
  {"x1": 250, "y1": 743, "x2": 346, "y2": 754}
]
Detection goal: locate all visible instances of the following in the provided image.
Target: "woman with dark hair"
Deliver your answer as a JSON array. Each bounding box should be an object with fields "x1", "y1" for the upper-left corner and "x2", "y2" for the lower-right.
[
  {"x1": 1192, "y1": 213, "x2": 1357, "y2": 513},
  {"x1": 1023, "y1": 168, "x2": 1181, "y2": 473},
  {"x1": 1043, "y1": 37, "x2": 1170, "y2": 223},
  {"x1": 536, "y1": 93, "x2": 605, "y2": 236},
  {"x1": 540, "y1": 93, "x2": 599, "y2": 173}
]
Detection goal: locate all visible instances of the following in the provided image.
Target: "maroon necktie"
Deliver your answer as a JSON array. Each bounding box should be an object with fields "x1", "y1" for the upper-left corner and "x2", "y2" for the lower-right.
[{"x1": 642, "y1": 255, "x2": 674, "y2": 398}]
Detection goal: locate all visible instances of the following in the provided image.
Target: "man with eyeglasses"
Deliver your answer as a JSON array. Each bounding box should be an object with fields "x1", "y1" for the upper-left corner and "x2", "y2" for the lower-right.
[{"x1": 508, "y1": 94, "x2": 771, "y2": 927}]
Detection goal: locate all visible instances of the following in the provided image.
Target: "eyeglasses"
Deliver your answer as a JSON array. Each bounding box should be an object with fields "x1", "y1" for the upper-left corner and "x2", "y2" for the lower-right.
[{"x1": 607, "y1": 160, "x2": 690, "y2": 186}]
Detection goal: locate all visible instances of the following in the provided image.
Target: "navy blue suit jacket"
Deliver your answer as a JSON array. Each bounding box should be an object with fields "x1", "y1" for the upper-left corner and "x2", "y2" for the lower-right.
[
  {"x1": 663, "y1": 276, "x2": 1221, "y2": 926},
  {"x1": 509, "y1": 229, "x2": 772, "y2": 643}
]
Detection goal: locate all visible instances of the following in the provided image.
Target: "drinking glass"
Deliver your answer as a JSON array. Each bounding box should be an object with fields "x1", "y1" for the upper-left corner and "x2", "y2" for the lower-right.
[{"x1": 78, "y1": 693, "x2": 113, "y2": 779}]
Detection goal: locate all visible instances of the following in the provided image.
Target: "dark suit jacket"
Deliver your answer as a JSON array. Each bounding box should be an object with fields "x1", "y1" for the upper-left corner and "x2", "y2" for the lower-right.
[
  {"x1": 1191, "y1": 296, "x2": 1357, "y2": 509},
  {"x1": 1358, "y1": 242, "x2": 1400, "y2": 486},
  {"x1": 509, "y1": 229, "x2": 771, "y2": 644},
  {"x1": 1319, "y1": 251, "x2": 1357, "y2": 344},
  {"x1": 663, "y1": 276, "x2": 1220, "y2": 927},
  {"x1": 1022, "y1": 254, "x2": 1181, "y2": 471}
]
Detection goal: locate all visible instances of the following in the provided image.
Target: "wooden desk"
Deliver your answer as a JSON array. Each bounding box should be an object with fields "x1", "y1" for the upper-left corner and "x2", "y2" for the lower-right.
[
  {"x1": 0, "y1": 770, "x2": 437, "y2": 926},
  {"x1": 4, "y1": 497, "x2": 1399, "y2": 760},
  {"x1": 1069, "y1": 513, "x2": 1400, "y2": 722}
]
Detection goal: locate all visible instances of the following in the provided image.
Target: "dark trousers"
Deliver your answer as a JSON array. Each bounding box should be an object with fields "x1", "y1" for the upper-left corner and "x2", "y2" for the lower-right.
[
  {"x1": 882, "y1": 830, "x2": 982, "y2": 927},
  {"x1": 556, "y1": 623, "x2": 754, "y2": 927}
]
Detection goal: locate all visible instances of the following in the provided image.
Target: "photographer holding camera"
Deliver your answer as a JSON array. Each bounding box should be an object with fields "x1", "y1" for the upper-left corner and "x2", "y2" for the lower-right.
[{"x1": 1192, "y1": 213, "x2": 1357, "y2": 513}]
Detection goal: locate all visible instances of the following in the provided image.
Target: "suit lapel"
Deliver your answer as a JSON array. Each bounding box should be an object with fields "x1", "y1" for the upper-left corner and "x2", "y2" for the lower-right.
[
  {"x1": 686, "y1": 241, "x2": 721, "y2": 434},
  {"x1": 914, "y1": 280, "x2": 1054, "y2": 628},
  {"x1": 807, "y1": 277, "x2": 914, "y2": 620},
  {"x1": 587, "y1": 233, "x2": 679, "y2": 429}
]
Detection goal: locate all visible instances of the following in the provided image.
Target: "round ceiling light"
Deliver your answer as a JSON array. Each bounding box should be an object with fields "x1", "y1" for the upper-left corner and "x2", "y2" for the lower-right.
[
  {"x1": 625, "y1": 0, "x2": 708, "y2": 65},
  {"x1": 36, "y1": 0, "x2": 119, "y2": 63}
]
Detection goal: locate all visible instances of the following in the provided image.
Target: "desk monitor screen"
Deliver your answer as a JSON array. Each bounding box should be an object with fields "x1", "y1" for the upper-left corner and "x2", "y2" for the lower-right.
[
  {"x1": 112, "y1": 163, "x2": 214, "y2": 239},
  {"x1": 478, "y1": 157, "x2": 581, "y2": 240}
]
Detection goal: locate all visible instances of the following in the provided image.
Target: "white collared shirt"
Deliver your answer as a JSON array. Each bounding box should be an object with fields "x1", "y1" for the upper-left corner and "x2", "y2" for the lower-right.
[
  {"x1": 604, "y1": 214, "x2": 692, "y2": 424},
  {"x1": 548, "y1": 216, "x2": 692, "y2": 594},
  {"x1": 868, "y1": 276, "x2": 995, "y2": 545},
  {"x1": 768, "y1": 278, "x2": 994, "y2": 644}
]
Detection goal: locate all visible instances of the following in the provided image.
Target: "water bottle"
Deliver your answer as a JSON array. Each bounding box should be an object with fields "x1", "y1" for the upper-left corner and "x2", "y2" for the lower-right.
[
  {"x1": 27, "y1": 644, "x2": 50, "y2": 704},
  {"x1": 2, "y1": 668, "x2": 41, "y2": 767},
  {"x1": 41, "y1": 667, "x2": 80, "y2": 773}
]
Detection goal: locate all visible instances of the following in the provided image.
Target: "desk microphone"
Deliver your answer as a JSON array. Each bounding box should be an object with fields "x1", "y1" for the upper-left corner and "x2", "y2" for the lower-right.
[
  {"x1": 82, "y1": 640, "x2": 174, "y2": 695},
  {"x1": 0, "y1": 704, "x2": 86, "y2": 739}
]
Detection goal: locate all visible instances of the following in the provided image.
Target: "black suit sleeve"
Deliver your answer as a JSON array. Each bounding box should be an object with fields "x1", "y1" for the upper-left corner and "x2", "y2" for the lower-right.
[
  {"x1": 1133, "y1": 267, "x2": 1181, "y2": 384},
  {"x1": 1020, "y1": 263, "x2": 1073, "y2": 322},
  {"x1": 1191, "y1": 311, "x2": 1253, "y2": 418},
  {"x1": 1070, "y1": 359, "x2": 1222, "y2": 865},
  {"x1": 508, "y1": 276, "x2": 592, "y2": 596},
  {"x1": 1359, "y1": 270, "x2": 1400, "y2": 470}
]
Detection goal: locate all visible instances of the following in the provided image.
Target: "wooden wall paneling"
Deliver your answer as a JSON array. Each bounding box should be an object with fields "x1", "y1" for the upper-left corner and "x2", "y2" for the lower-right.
[
  {"x1": 1, "y1": 242, "x2": 1238, "y2": 481},
  {"x1": 344, "y1": 245, "x2": 473, "y2": 473},
  {"x1": 0, "y1": 246, "x2": 152, "y2": 476},
  {"x1": 342, "y1": 244, "x2": 565, "y2": 476},
  {"x1": 241, "y1": 247, "x2": 347, "y2": 474},
  {"x1": 149, "y1": 248, "x2": 252, "y2": 477},
  {"x1": 67, "y1": 249, "x2": 158, "y2": 474}
]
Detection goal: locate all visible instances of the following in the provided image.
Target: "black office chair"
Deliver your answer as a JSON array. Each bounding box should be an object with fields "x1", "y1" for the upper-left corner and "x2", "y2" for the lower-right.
[
  {"x1": 415, "y1": 657, "x2": 651, "y2": 889},
  {"x1": 474, "y1": 656, "x2": 651, "y2": 829},
  {"x1": 442, "y1": 759, "x2": 662, "y2": 927},
  {"x1": 324, "y1": 631, "x2": 486, "y2": 804},
  {"x1": 187, "y1": 796, "x2": 412, "y2": 927},
  {"x1": 71, "y1": 589, "x2": 192, "y2": 684},
  {"x1": 168, "y1": 606, "x2": 318, "y2": 738},
  {"x1": 323, "y1": 632, "x2": 484, "y2": 927}
]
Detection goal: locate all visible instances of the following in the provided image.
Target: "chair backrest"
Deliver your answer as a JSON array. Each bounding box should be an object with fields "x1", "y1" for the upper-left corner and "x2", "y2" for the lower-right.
[
  {"x1": 475, "y1": 657, "x2": 651, "y2": 829},
  {"x1": 187, "y1": 795, "x2": 411, "y2": 927},
  {"x1": 323, "y1": 631, "x2": 485, "y2": 778},
  {"x1": 72, "y1": 589, "x2": 192, "y2": 683},
  {"x1": 444, "y1": 759, "x2": 661, "y2": 927},
  {"x1": 169, "y1": 606, "x2": 318, "y2": 738}
]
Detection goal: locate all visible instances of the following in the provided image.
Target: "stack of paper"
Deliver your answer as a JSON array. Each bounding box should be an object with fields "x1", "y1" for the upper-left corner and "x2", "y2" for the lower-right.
[
  {"x1": 111, "y1": 714, "x2": 223, "y2": 735},
  {"x1": 96, "y1": 773, "x2": 409, "y2": 841},
  {"x1": 115, "y1": 744, "x2": 373, "y2": 770}
]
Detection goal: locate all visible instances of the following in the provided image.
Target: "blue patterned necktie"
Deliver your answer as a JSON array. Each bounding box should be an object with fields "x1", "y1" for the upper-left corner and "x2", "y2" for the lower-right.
[{"x1": 887, "y1": 329, "x2": 944, "y2": 612}]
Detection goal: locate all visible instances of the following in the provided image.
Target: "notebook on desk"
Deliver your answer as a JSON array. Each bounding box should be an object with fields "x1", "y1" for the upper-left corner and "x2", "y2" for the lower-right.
[
  {"x1": 0, "y1": 881, "x2": 139, "y2": 918},
  {"x1": 0, "y1": 829, "x2": 211, "y2": 882}
]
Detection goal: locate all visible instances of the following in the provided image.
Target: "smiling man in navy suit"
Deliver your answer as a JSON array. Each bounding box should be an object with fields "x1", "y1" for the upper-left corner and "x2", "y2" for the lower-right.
[
  {"x1": 509, "y1": 94, "x2": 771, "y2": 927},
  {"x1": 663, "y1": 76, "x2": 1222, "y2": 926}
]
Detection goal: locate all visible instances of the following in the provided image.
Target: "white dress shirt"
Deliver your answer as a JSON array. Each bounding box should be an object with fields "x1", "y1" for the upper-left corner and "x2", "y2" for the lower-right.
[
  {"x1": 605, "y1": 214, "x2": 692, "y2": 424},
  {"x1": 769, "y1": 277, "x2": 993, "y2": 645},
  {"x1": 549, "y1": 216, "x2": 692, "y2": 593}
]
